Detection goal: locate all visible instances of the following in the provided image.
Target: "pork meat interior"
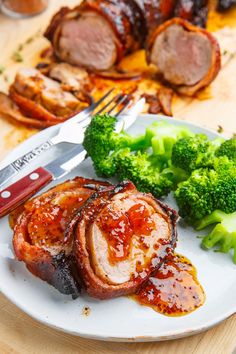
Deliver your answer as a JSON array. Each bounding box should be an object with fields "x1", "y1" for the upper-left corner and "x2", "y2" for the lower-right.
[
  {"x1": 148, "y1": 18, "x2": 221, "y2": 95},
  {"x1": 58, "y1": 12, "x2": 118, "y2": 71},
  {"x1": 71, "y1": 181, "x2": 178, "y2": 299}
]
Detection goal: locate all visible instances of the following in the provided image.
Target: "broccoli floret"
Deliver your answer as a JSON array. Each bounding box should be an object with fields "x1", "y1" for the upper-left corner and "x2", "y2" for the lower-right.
[
  {"x1": 83, "y1": 113, "x2": 146, "y2": 176},
  {"x1": 83, "y1": 115, "x2": 194, "y2": 177},
  {"x1": 174, "y1": 168, "x2": 216, "y2": 221},
  {"x1": 115, "y1": 148, "x2": 178, "y2": 197},
  {"x1": 174, "y1": 157, "x2": 236, "y2": 224},
  {"x1": 212, "y1": 157, "x2": 236, "y2": 213},
  {"x1": 216, "y1": 138, "x2": 236, "y2": 162},
  {"x1": 196, "y1": 210, "x2": 236, "y2": 264},
  {"x1": 172, "y1": 135, "x2": 224, "y2": 172},
  {"x1": 145, "y1": 121, "x2": 194, "y2": 162}
]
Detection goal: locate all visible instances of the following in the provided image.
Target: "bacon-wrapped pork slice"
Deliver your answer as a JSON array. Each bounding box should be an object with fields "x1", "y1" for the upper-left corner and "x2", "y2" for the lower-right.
[
  {"x1": 9, "y1": 68, "x2": 88, "y2": 125},
  {"x1": 70, "y1": 181, "x2": 178, "y2": 299},
  {"x1": 147, "y1": 18, "x2": 221, "y2": 96},
  {"x1": 44, "y1": 0, "x2": 210, "y2": 72},
  {"x1": 45, "y1": 0, "x2": 144, "y2": 71},
  {"x1": 12, "y1": 177, "x2": 111, "y2": 297}
]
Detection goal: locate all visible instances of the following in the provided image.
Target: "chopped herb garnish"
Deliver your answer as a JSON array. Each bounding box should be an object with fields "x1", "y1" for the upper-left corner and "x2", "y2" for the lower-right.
[
  {"x1": 222, "y1": 49, "x2": 228, "y2": 56},
  {"x1": 25, "y1": 36, "x2": 34, "y2": 44},
  {"x1": 18, "y1": 43, "x2": 24, "y2": 51},
  {"x1": 12, "y1": 51, "x2": 23, "y2": 63},
  {"x1": 3, "y1": 75, "x2": 9, "y2": 83},
  {"x1": 0, "y1": 66, "x2": 5, "y2": 75},
  {"x1": 217, "y1": 125, "x2": 224, "y2": 133}
]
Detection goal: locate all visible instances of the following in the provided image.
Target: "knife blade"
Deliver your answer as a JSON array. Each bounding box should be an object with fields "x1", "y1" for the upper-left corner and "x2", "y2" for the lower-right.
[{"x1": 0, "y1": 144, "x2": 86, "y2": 218}]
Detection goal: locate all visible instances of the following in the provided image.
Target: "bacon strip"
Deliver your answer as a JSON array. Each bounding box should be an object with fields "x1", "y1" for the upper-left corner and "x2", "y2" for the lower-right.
[{"x1": 12, "y1": 177, "x2": 111, "y2": 297}]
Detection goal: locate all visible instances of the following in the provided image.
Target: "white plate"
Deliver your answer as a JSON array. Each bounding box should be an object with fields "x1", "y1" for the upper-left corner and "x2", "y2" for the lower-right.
[{"x1": 0, "y1": 115, "x2": 235, "y2": 342}]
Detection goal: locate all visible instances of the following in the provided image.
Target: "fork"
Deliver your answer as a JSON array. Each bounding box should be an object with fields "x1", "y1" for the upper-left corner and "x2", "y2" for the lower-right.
[{"x1": 0, "y1": 89, "x2": 130, "y2": 188}]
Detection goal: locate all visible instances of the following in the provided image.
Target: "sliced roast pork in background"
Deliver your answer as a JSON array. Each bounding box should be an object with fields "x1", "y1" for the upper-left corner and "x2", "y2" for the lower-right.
[
  {"x1": 7, "y1": 67, "x2": 91, "y2": 127},
  {"x1": 12, "y1": 177, "x2": 111, "y2": 298},
  {"x1": 44, "y1": 0, "x2": 209, "y2": 72},
  {"x1": 9, "y1": 68, "x2": 83, "y2": 122},
  {"x1": 69, "y1": 181, "x2": 178, "y2": 299},
  {"x1": 147, "y1": 18, "x2": 221, "y2": 96}
]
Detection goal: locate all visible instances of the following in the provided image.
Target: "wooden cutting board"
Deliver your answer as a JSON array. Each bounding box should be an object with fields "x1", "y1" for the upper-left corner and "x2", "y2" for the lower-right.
[{"x1": 0, "y1": 1, "x2": 236, "y2": 353}]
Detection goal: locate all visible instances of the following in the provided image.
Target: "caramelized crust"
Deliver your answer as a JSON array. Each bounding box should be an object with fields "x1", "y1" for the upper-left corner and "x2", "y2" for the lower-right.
[
  {"x1": 45, "y1": 0, "x2": 145, "y2": 69},
  {"x1": 69, "y1": 181, "x2": 178, "y2": 299},
  {"x1": 12, "y1": 177, "x2": 111, "y2": 297},
  {"x1": 44, "y1": 0, "x2": 209, "y2": 72}
]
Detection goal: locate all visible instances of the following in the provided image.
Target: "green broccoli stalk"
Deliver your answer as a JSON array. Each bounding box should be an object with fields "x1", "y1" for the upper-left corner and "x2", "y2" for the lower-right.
[
  {"x1": 215, "y1": 138, "x2": 236, "y2": 162},
  {"x1": 196, "y1": 210, "x2": 236, "y2": 264},
  {"x1": 174, "y1": 157, "x2": 236, "y2": 224},
  {"x1": 145, "y1": 121, "x2": 194, "y2": 163},
  {"x1": 172, "y1": 135, "x2": 224, "y2": 172}
]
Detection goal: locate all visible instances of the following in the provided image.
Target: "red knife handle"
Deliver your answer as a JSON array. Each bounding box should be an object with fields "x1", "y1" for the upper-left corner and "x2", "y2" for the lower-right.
[{"x1": 0, "y1": 167, "x2": 52, "y2": 218}]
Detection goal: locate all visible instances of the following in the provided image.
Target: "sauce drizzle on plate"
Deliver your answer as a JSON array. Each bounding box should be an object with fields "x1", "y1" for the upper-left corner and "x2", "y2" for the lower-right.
[{"x1": 134, "y1": 253, "x2": 205, "y2": 316}]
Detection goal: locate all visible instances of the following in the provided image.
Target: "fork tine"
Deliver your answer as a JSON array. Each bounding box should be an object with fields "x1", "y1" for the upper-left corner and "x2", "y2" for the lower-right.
[
  {"x1": 63, "y1": 88, "x2": 114, "y2": 127},
  {"x1": 95, "y1": 93, "x2": 123, "y2": 115},
  {"x1": 80, "y1": 94, "x2": 131, "y2": 129},
  {"x1": 91, "y1": 88, "x2": 114, "y2": 111},
  {"x1": 115, "y1": 95, "x2": 131, "y2": 117},
  {"x1": 107, "y1": 94, "x2": 129, "y2": 115}
]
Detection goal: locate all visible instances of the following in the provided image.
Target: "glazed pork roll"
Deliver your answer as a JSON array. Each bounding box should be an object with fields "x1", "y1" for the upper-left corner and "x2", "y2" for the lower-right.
[
  {"x1": 44, "y1": 0, "x2": 144, "y2": 71},
  {"x1": 44, "y1": 0, "x2": 209, "y2": 72},
  {"x1": 69, "y1": 181, "x2": 178, "y2": 299},
  {"x1": 147, "y1": 18, "x2": 221, "y2": 96},
  {"x1": 12, "y1": 177, "x2": 111, "y2": 297}
]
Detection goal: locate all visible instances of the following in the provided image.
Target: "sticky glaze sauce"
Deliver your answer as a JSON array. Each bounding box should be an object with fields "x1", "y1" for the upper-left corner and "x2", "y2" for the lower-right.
[
  {"x1": 97, "y1": 203, "x2": 155, "y2": 264},
  {"x1": 27, "y1": 191, "x2": 92, "y2": 249},
  {"x1": 134, "y1": 254, "x2": 205, "y2": 316}
]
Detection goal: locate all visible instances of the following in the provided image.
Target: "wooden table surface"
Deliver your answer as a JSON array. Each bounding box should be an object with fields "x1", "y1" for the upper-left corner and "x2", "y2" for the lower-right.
[{"x1": 0, "y1": 1, "x2": 236, "y2": 353}]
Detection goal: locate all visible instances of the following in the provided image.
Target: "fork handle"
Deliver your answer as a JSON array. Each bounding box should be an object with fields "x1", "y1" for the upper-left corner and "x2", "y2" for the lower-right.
[
  {"x1": 0, "y1": 167, "x2": 53, "y2": 217},
  {"x1": 0, "y1": 140, "x2": 53, "y2": 188}
]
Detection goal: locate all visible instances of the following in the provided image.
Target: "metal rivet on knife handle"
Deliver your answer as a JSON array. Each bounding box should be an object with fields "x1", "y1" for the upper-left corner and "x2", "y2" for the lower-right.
[{"x1": 0, "y1": 167, "x2": 53, "y2": 218}]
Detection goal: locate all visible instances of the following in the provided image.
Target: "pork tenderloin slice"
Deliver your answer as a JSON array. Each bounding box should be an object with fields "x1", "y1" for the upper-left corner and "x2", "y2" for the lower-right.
[
  {"x1": 72, "y1": 181, "x2": 178, "y2": 299},
  {"x1": 90, "y1": 194, "x2": 171, "y2": 285},
  {"x1": 58, "y1": 12, "x2": 118, "y2": 71},
  {"x1": 49, "y1": 63, "x2": 89, "y2": 91},
  {"x1": 148, "y1": 18, "x2": 221, "y2": 95},
  {"x1": 151, "y1": 24, "x2": 212, "y2": 86}
]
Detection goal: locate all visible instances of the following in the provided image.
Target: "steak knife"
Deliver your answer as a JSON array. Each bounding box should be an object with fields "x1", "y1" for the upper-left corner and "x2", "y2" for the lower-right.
[{"x1": 0, "y1": 144, "x2": 86, "y2": 218}]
